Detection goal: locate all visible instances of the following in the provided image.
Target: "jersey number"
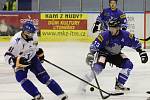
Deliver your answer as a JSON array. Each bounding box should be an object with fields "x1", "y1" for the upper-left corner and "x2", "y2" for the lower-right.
[{"x1": 8, "y1": 46, "x2": 14, "y2": 52}]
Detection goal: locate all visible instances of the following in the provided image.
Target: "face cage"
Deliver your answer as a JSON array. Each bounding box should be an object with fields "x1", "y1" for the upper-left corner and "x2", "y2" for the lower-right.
[{"x1": 23, "y1": 31, "x2": 34, "y2": 39}]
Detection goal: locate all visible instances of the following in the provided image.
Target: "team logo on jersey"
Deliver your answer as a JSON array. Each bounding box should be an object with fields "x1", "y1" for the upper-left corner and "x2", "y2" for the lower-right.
[{"x1": 129, "y1": 33, "x2": 134, "y2": 39}]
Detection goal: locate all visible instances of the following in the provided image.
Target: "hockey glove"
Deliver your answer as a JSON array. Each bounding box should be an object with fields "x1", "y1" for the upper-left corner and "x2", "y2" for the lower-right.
[
  {"x1": 100, "y1": 22, "x2": 106, "y2": 31},
  {"x1": 122, "y1": 27, "x2": 127, "y2": 30},
  {"x1": 36, "y1": 48, "x2": 44, "y2": 63},
  {"x1": 121, "y1": 24, "x2": 127, "y2": 30},
  {"x1": 16, "y1": 57, "x2": 30, "y2": 68},
  {"x1": 86, "y1": 53, "x2": 94, "y2": 66},
  {"x1": 92, "y1": 21, "x2": 100, "y2": 33},
  {"x1": 136, "y1": 48, "x2": 148, "y2": 63}
]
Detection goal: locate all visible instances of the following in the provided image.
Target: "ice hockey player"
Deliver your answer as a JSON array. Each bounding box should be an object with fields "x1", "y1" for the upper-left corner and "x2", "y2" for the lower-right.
[
  {"x1": 92, "y1": 0, "x2": 127, "y2": 33},
  {"x1": 79, "y1": 18, "x2": 148, "y2": 92},
  {"x1": 4, "y1": 21, "x2": 68, "y2": 100}
]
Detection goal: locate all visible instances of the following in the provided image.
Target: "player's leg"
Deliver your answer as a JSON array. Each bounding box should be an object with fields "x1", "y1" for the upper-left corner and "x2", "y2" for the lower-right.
[
  {"x1": 78, "y1": 52, "x2": 107, "y2": 93},
  {"x1": 30, "y1": 56, "x2": 68, "y2": 100},
  {"x1": 110, "y1": 53, "x2": 133, "y2": 91},
  {"x1": 15, "y1": 68, "x2": 43, "y2": 99}
]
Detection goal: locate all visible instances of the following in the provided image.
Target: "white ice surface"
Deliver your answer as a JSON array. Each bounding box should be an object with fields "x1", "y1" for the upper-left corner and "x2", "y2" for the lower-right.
[{"x1": 0, "y1": 42, "x2": 150, "y2": 100}]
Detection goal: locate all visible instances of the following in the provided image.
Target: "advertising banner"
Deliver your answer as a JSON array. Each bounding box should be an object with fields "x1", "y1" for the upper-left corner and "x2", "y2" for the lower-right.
[
  {"x1": 0, "y1": 12, "x2": 39, "y2": 41},
  {"x1": 19, "y1": 13, "x2": 39, "y2": 28},
  {"x1": 0, "y1": 12, "x2": 145, "y2": 43},
  {"x1": 40, "y1": 13, "x2": 89, "y2": 41},
  {"x1": 0, "y1": 13, "x2": 19, "y2": 36},
  {"x1": 126, "y1": 13, "x2": 144, "y2": 38}
]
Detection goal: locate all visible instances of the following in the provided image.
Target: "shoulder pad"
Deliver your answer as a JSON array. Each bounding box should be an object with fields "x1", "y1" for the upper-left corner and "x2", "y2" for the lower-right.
[
  {"x1": 120, "y1": 14, "x2": 126, "y2": 19},
  {"x1": 10, "y1": 37, "x2": 20, "y2": 45}
]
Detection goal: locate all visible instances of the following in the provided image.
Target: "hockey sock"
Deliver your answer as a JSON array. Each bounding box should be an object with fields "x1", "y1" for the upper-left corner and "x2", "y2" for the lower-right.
[
  {"x1": 117, "y1": 68, "x2": 131, "y2": 85},
  {"x1": 21, "y1": 79, "x2": 40, "y2": 97},
  {"x1": 117, "y1": 73, "x2": 128, "y2": 85},
  {"x1": 47, "y1": 79, "x2": 64, "y2": 95}
]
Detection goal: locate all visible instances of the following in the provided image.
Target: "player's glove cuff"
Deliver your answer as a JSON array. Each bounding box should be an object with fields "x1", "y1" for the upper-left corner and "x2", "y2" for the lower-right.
[{"x1": 36, "y1": 48, "x2": 44, "y2": 63}]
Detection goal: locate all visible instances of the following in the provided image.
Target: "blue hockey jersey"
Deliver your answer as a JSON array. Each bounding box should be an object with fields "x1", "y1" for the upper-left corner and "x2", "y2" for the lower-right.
[
  {"x1": 96, "y1": 8, "x2": 127, "y2": 30},
  {"x1": 90, "y1": 30, "x2": 141, "y2": 55}
]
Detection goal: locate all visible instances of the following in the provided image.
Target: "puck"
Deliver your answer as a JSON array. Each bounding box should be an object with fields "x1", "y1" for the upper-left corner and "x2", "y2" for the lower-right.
[{"x1": 90, "y1": 87, "x2": 94, "y2": 91}]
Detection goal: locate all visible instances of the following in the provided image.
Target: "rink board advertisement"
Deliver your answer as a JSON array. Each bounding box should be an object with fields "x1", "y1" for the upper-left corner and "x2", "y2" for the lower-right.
[
  {"x1": 126, "y1": 12, "x2": 144, "y2": 38},
  {"x1": 0, "y1": 12, "x2": 39, "y2": 41},
  {"x1": 0, "y1": 12, "x2": 146, "y2": 43},
  {"x1": 40, "y1": 13, "x2": 90, "y2": 41}
]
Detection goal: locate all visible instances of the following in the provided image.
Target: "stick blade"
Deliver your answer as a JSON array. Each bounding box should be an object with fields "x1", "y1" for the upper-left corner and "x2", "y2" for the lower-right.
[
  {"x1": 102, "y1": 92, "x2": 124, "y2": 99},
  {"x1": 110, "y1": 92, "x2": 124, "y2": 96},
  {"x1": 147, "y1": 91, "x2": 150, "y2": 94},
  {"x1": 102, "y1": 95, "x2": 110, "y2": 99}
]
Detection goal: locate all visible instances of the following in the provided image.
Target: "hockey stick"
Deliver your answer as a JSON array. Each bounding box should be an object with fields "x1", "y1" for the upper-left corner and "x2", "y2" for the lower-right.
[
  {"x1": 89, "y1": 52, "x2": 109, "y2": 99},
  {"x1": 147, "y1": 91, "x2": 150, "y2": 94},
  {"x1": 44, "y1": 59, "x2": 124, "y2": 97},
  {"x1": 140, "y1": 36, "x2": 150, "y2": 41}
]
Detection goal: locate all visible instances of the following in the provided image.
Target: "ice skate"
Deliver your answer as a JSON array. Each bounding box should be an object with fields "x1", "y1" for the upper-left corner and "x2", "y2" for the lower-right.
[
  {"x1": 59, "y1": 93, "x2": 68, "y2": 100},
  {"x1": 115, "y1": 80, "x2": 130, "y2": 91},
  {"x1": 147, "y1": 97, "x2": 150, "y2": 100},
  {"x1": 32, "y1": 94, "x2": 44, "y2": 100}
]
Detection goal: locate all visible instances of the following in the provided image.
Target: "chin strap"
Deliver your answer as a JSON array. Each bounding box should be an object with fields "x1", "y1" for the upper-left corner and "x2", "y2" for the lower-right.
[{"x1": 24, "y1": 37, "x2": 33, "y2": 42}]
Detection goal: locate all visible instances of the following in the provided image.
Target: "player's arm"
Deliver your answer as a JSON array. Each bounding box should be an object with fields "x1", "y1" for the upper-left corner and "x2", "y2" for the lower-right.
[
  {"x1": 90, "y1": 34, "x2": 105, "y2": 54},
  {"x1": 32, "y1": 32, "x2": 44, "y2": 62},
  {"x1": 126, "y1": 33, "x2": 148, "y2": 63},
  {"x1": 4, "y1": 41, "x2": 30, "y2": 68},
  {"x1": 120, "y1": 12, "x2": 128, "y2": 30},
  {"x1": 36, "y1": 48, "x2": 44, "y2": 63},
  {"x1": 92, "y1": 21, "x2": 101, "y2": 33},
  {"x1": 86, "y1": 34, "x2": 105, "y2": 65},
  {"x1": 92, "y1": 10, "x2": 106, "y2": 33},
  {"x1": 4, "y1": 46, "x2": 16, "y2": 66}
]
